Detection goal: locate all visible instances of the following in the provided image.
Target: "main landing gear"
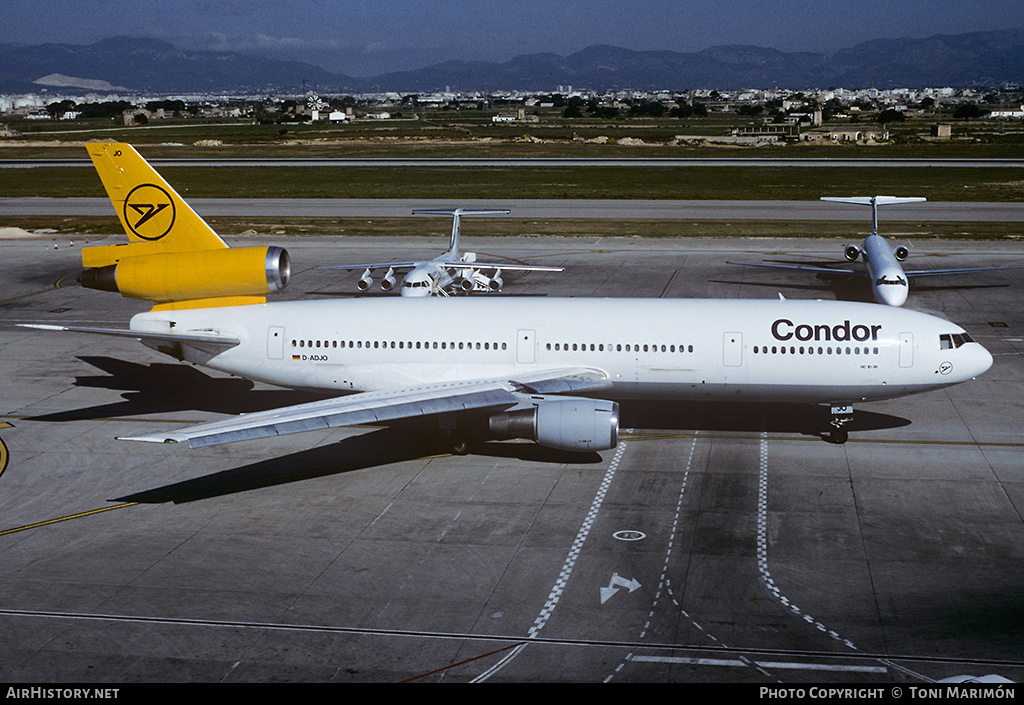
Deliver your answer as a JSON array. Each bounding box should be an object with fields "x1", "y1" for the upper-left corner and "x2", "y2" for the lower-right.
[{"x1": 828, "y1": 404, "x2": 854, "y2": 444}]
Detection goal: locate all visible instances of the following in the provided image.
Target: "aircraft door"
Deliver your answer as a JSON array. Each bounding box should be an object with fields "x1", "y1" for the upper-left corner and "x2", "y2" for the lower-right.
[
  {"x1": 517, "y1": 329, "x2": 536, "y2": 364},
  {"x1": 268, "y1": 326, "x2": 285, "y2": 359},
  {"x1": 899, "y1": 332, "x2": 913, "y2": 368},
  {"x1": 723, "y1": 331, "x2": 742, "y2": 367}
]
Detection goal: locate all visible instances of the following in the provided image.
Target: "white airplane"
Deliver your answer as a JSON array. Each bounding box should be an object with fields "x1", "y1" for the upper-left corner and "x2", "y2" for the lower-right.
[
  {"x1": 21, "y1": 145, "x2": 993, "y2": 449},
  {"x1": 316, "y1": 209, "x2": 564, "y2": 296},
  {"x1": 729, "y1": 196, "x2": 1024, "y2": 307}
]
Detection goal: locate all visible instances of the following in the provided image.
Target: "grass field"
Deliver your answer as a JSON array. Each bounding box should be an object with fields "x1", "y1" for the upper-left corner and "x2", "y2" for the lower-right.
[
  {"x1": 2, "y1": 165, "x2": 1024, "y2": 202},
  {"x1": 2, "y1": 216, "x2": 1019, "y2": 242}
]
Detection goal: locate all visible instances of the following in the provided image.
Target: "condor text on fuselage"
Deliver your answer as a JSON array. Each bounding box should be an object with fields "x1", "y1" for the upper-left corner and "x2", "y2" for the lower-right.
[{"x1": 771, "y1": 318, "x2": 882, "y2": 343}]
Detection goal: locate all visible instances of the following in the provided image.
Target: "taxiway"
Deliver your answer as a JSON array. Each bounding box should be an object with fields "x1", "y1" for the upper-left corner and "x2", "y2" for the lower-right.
[{"x1": 0, "y1": 234, "x2": 1022, "y2": 683}]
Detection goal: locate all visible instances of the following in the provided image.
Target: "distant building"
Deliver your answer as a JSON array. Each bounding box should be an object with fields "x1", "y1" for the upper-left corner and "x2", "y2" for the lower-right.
[
  {"x1": 989, "y1": 106, "x2": 1024, "y2": 119},
  {"x1": 492, "y1": 108, "x2": 528, "y2": 123},
  {"x1": 122, "y1": 108, "x2": 152, "y2": 125},
  {"x1": 801, "y1": 125, "x2": 888, "y2": 143}
]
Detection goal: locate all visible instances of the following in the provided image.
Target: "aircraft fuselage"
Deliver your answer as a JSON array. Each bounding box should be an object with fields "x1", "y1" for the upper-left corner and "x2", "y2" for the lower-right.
[
  {"x1": 861, "y1": 234, "x2": 910, "y2": 307},
  {"x1": 130, "y1": 296, "x2": 992, "y2": 406}
]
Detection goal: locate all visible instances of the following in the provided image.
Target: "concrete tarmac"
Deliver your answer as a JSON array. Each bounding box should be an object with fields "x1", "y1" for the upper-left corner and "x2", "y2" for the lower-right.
[{"x1": 1, "y1": 233, "x2": 1023, "y2": 683}]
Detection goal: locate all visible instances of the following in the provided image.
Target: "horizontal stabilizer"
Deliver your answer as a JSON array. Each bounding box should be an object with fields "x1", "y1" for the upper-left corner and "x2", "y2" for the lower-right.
[
  {"x1": 17, "y1": 323, "x2": 239, "y2": 348},
  {"x1": 411, "y1": 209, "x2": 511, "y2": 216},
  {"x1": 820, "y1": 196, "x2": 927, "y2": 207}
]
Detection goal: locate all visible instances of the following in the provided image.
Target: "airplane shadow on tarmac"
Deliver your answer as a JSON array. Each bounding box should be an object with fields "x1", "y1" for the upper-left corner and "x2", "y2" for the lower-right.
[
  {"x1": 29, "y1": 356, "x2": 333, "y2": 422},
  {"x1": 30, "y1": 356, "x2": 909, "y2": 503},
  {"x1": 113, "y1": 421, "x2": 603, "y2": 506},
  {"x1": 112, "y1": 400, "x2": 910, "y2": 505},
  {"x1": 619, "y1": 399, "x2": 911, "y2": 441}
]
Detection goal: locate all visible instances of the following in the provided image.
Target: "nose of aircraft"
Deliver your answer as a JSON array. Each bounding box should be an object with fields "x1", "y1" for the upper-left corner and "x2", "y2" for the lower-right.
[
  {"x1": 400, "y1": 276, "x2": 432, "y2": 297},
  {"x1": 876, "y1": 282, "x2": 909, "y2": 307},
  {"x1": 972, "y1": 342, "x2": 994, "y2": 378},
  {"x1": 953, "y1": 341, "x2": 994, "y2": 383}
]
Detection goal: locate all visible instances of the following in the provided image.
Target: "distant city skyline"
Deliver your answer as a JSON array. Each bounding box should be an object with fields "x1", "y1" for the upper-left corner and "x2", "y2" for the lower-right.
[{"x1": 5, "y1": 0, "x2": 1023, "y2": 77}]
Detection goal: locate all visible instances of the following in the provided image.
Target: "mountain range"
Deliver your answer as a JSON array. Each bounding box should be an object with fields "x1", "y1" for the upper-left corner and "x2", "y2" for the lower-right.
[{"x1": 2, "y1": 29, "x2": 1023, "y2": 95}]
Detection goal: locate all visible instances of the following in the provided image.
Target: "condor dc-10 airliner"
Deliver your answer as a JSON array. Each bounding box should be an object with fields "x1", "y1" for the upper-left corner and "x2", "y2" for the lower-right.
[
  {"x1": 730, "y1": 196, "x2": 1024, "y2": 307},
  {"x1": 21, "y1": 144, "x2": 993, "y2": 448},
  {"x1": 315, "y1": 208, "x2": 564, "y2": 296}
]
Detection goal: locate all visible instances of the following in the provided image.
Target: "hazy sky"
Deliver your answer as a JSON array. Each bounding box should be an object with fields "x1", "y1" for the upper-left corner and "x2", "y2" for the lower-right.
[{"x1": 6, "y1": 0, "x2": 1023, "y2": 76}]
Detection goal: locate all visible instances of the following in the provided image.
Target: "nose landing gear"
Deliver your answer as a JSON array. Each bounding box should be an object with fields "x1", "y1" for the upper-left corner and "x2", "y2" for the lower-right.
[{"x1": 828, "y1": 404, "x2": 853, "y2": 444}]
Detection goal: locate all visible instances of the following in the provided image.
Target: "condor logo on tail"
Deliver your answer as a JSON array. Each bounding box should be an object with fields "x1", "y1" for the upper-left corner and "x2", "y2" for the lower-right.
[
  {"x1": 79, "y1": 141, "x2": 290, "y2": 311},
  {"x1": 124, "y1": 184, "x2": 175, "y2": 241}
]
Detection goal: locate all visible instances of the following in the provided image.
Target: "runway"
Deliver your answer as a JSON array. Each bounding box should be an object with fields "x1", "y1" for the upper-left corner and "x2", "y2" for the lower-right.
[
  {"x1": 4, "y1": 157, "x2": 1024, "y2": 168},
  {"x1": 4, "y1": 197, "x2": 1024, "y2": 221},
  {"x1": 1, "y1": 234, "x2": 1023, "y2": 683}
]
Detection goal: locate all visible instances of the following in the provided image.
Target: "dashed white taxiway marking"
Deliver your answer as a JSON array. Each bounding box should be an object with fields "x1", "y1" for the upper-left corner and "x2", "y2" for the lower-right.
[{"x1": 472, "y1": 433, "x2": 631, "y2": 682}]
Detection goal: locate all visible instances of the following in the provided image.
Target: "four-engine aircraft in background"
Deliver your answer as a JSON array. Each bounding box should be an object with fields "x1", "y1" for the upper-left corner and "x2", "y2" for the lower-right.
[
  {"x1": 315, "y1": 208, "x2": 564, "y2": 296},
  {"x1": 729, "y1": 196, "x2": 1024, "y2": 307},
  {"x1": 20, "y1": 144, "x2": 993, "y2": 450}
]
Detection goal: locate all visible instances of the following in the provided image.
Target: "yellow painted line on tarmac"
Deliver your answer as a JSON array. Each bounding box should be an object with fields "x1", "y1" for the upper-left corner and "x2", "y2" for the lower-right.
[
  {"x1": 0, "y1": 422, "x2": 11, "y2": 479},
  {"x1": 0, "y1": 274, "x2": 77, "y2": 306},
  {"x1": 0, "y1": 504, "x2": 137, "y2": 536}
]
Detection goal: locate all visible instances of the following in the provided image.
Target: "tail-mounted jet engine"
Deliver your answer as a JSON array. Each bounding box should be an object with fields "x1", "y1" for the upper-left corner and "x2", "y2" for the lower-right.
[
  {"x1": 844, "y1": 245, "x2": 861, "y2": 261},
  {"x1": 893, "y1": 245, "x2": 909, "y2": 261},
  {"x1": 79, "y1": 246, "x2": 290, "y2": 304}
]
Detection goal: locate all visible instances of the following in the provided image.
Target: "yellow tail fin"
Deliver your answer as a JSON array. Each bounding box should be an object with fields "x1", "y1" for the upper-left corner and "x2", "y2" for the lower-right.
[
  {"x1": 84, "y1": 141, "x2": 227, "y2": 263},
  {"x1": 79, "y1": 142, "x2": 291, "y2": 310}
]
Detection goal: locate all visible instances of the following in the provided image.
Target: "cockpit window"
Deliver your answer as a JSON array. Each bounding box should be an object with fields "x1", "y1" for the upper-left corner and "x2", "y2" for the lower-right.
[
  {"x1": 875, "y1": 276, "x2": 908, "y2": 286},
  {"x1": 940, "y1": 333, "x2": 975, "y2": 349}
]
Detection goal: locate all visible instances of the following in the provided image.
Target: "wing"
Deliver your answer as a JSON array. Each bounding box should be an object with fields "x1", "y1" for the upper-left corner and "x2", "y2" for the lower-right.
[
  {"x1": 726, "y1": 261, "x2": 867, "y2": 278},
  {"x1": 118, "y1": 367, "x2": 611, "y2": 448},
  {"x1": 315, "y1": 262, "x2": 420, "y2": 271},
  {"x1": 17, "y1": 323, "x2": 240, "y2": 348},
  {"x1": 904, "y1": 265, "x2": 1024, "y2": 278},
  {"x1": 440, "y1": 260, "x2": 565, "y2": 272}
]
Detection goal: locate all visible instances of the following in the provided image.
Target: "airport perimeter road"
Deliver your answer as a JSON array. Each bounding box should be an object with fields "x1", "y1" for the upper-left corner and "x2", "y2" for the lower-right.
[
  {"x1": 0, "y1": 236, "x2": 1023, "y2": 683},
  {"x1": 4, "y1": 157, "x2": 1024, "y2": 168},
  {"x1": 4, "y1": 197, "x2": 1024, "y2": 221}
]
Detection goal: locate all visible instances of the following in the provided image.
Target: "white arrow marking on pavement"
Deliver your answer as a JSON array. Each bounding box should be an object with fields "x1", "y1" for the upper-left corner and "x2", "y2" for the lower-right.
[{"x1": 600, "y1": 573, "x2": 641, "y2": 604}]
